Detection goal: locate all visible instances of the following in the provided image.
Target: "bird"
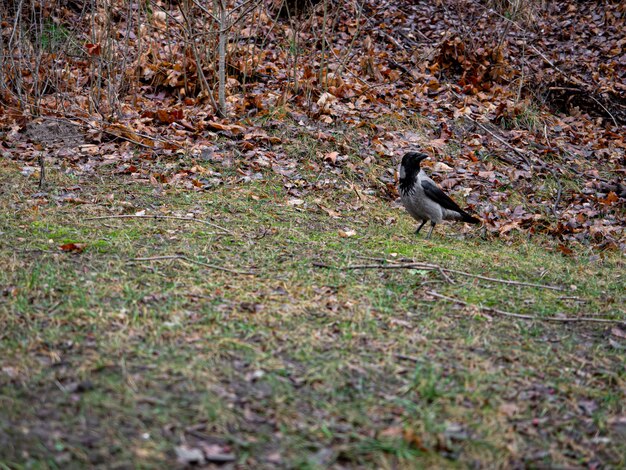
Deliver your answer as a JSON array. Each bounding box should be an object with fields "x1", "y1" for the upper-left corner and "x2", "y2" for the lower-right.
[{"x1": 398, "y1": 151, "x2": 479, "y2": 239}]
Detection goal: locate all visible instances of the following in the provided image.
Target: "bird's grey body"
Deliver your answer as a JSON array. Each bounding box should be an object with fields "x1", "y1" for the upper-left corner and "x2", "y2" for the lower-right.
[
  {"x1": 398, "y1": 152, "x2": 479, "y2": 238},
  {"x1": 400, "y1": 169, "x2": 464, "y2": 224}
]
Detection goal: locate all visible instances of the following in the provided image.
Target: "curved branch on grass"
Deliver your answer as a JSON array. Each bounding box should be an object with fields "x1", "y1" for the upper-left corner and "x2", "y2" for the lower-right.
[
  {"x1": 85, "y1": 215, "x2": 233, "y2": 235},
  {"x1": 129, "y1": 255, "x2": 254, "y2": 275},
  {"x1": 313, "y1": 261, "x2": 565, "y2": 291},
  {"x1": 428, "y1": 291, "x2": 621, "y2": 324}
]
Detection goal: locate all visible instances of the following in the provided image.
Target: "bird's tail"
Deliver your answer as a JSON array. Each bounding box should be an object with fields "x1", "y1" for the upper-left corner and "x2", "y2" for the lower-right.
[{"x1": 461, "y1": 211, "x2": 480, "y2": 224}]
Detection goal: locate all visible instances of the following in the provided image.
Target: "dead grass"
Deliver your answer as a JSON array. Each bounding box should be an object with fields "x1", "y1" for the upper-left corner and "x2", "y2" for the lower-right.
[{"x1": 0, "y1": 156, "x2": 624, "y2": 469}]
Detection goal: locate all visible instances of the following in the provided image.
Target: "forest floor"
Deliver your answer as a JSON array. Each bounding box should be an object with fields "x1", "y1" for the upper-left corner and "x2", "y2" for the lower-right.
[{"x1": 1, "y1": 146, "x2": 624, "y2": 468}]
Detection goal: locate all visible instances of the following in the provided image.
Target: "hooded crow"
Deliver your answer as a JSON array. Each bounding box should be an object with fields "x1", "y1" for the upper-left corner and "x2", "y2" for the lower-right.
[{"x1": 398, "y1": 152, "x2": 479, "y2": 238}]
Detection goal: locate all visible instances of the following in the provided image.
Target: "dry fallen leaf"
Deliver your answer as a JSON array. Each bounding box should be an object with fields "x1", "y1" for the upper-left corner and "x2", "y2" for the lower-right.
[
  {"x1": 610, "y1": 325, "x2": 626, "y2": 340},
  {"x1": 324, "y1": 151, "x2": 339, "y2": 164},
  {"x1": 205, "y1": 120, "x2": 245, "y2": 135},
  {"x1": 557, "y1": 244, "x2": 574, "y2": 256},
  {"x1": 59, "y1": 243, "x2": 87, "y2": 253},
  {"x1": 599, "y1": 191, "x2": 618, "y2": 205},
  {"x1": 433, "y1": 162, "x2": 453, "y2": 172},
  {"x1": 499, "y1": 402, "x2": 520, "y2": 417},
  {"x1": 318, "y1": 204, "x2": 341, "y2": 218}
]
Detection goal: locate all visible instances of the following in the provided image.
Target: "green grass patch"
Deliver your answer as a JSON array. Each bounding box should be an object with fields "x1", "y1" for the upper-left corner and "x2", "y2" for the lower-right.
[{"x1": 0, "y1": 158, "x2": 624, "y2": 469}]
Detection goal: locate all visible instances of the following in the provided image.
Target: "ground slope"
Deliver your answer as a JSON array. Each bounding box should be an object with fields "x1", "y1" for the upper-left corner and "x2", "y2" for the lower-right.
[{"x1": 1, "y1": 155, "x2": 624, "y2": 469}]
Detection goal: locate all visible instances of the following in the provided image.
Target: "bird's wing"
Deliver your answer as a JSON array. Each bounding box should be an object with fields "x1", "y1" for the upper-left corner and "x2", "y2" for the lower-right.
[{"x1": 421, "y1": 179, "x2": 464, "y2": 213}]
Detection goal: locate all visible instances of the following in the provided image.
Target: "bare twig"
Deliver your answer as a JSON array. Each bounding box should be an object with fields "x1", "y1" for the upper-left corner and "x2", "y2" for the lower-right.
[
  {"x1": 428, "y1": 291, "x2": 620, "y2": 323},
  {"x1": 586, "y1": 96, "x2": 618, "y2": 128},
  {"x1": 313, "y1": 261, "x2": 434, "y2": 270},
  {"x1": 550, "y1": 167, "x2": 563, "y2": 215},
  {"x1": 185, "y1": 293, "x2": 215, "y2": 300},
  {"x1": 180, "y1": 0, "x2": 221, "y2": 115},
  {"x1": 442, "y1": 267, "x2": 563, "y2": 290},
  {"x1": 467, "y1": 116, "x2": 530, "y2": 165},
  {"x1": 528, "y1": 45, "x2": 584, "y2": 86},
  {"x1": 558, "y1": 296, "x2": 587, "y2": 302},
  {"x1": 351, "y1": 184, "x2": 363, "y2": 201},
  {"x1": 38, "y1": 154, "x2": 46, "y2": 189},
  {"x1": 314, "y1": 261, "x2": 453, "y2": 284},
  {"x1": 85, "y1": 215, "x2": 232, "y2": 235},
  {"x1": 437, "y1": 267, "x2": 455, "y2": 284},
  {"x1": 393, "y1": 353, "x2": 420, "y2": 363},
  {"x1": 129, "y1": 255, "x2": 254, "y2": 275},
  {"x1": 329, "y1": 1, "x2": 363, "y2": 80},
  {"x1": 313, "y1": 261, "x2": 564, "y2": 291},
  {"x1": 527, "y1": 42, "x2": 620, "y2": 126},
  {"x1": 70, "y1": 115, "x2": 182, "y2": 150}
]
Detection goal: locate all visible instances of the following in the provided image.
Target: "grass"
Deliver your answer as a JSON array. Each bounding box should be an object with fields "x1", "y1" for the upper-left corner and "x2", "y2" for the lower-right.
[{"x1": 0, "y1": 155, "x2": 624, "y2": 469}]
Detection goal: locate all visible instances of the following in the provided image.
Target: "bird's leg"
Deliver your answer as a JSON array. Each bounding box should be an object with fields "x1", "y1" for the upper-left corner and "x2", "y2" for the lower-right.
[
  {"x1": 426, "y1": 222, "x2": 436, "y2": 239},
  {"x1": 415, "y1": 220, "x2": 427, "y2": 235}
]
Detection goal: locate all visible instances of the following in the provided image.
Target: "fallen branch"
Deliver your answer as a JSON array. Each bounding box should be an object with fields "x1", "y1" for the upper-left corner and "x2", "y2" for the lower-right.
[
  {"x1": 185, "y1": 293, "x2": 215, "y2": 300},
  {"x1": 551, "y1": 167, "x2": 563, "y2": 215},
  {"x1": 437, "y1": 267, "x2": 455, "y2": 284},
  {"x1": 428, "y1": 291, "x2": 620, "y2": 324},
  {"x1": 441, "y1": 267, "x2": 563, "y2": 291},
  {"x1": 313, "y1": 261, "x2": 436, "y2": 271},
  {"x1": 38, "y1": 154, "x2": 46, "y2": 189},
  {"x1": 86, "y1": 214, "x2": 232, "y2": 235},
  {"x1": 129, "y1": 255, "x2": 254, "y2": 275},
  {"x1": 70, "y1": 115, "x2": 183, "y2": 149},
  {"x1": 313, "y1": 261, "x2": 564, "y2": 291},
  {"x1": 394, "y1": 353, "x2": 420, "y2": 363}
]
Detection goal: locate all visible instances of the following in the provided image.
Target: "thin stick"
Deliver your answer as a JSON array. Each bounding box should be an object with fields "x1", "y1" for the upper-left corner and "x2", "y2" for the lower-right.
[
  {"x1": 441, "y1": 267, "x2": 563, "y2": 291},
  {"x1": 394, "y1": 353, "x2": 420, "y2": 363},
  {"x1": 38, "y1": 154, "x2": 46, "y2": 189},
  {"x1": 129, "y1": 255, "x2": 254, "y2": 275},
  {"x1": 351, "y1": 183, "x2": 363, "y2": 201},
  {"x1": 185, "y1": 293, "x2": 215, "y2": 300},
  {"x1": 313, "y1": 262, "x2": 564, "y2": 291},
  {"x1": 550, "y1": 167, "x2": 563, "y2": 215},
  {"x1": 69, "y1": 115, "x2": 175, "y2": 149},
  {"x1": 437, "y1": 267, "x2": 455, "y2": 284},
  {"x1": 313, "y1": 262, "x2": 436, "y2": 271},
  {"x1": 85, "y1": 214, "x2": 232, "y2": 234},
  {"x1": 428, "y1": 291, "x2": 620, "y2": 324},
  {"x1": 586, "y1": 96, "x2": 618, "y2": 128},
  {"x1": 468, "y1": 117, "x2": 530, "y2": 165}
]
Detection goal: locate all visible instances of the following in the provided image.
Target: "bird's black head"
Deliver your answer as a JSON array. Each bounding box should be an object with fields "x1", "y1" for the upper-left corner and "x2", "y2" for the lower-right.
[
  {"x1": 398, "y1": 152, "x2": 428, "y2": 193},
  {"x1": 400, "y1": 152, "x2": 428, "y2": 178}
]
